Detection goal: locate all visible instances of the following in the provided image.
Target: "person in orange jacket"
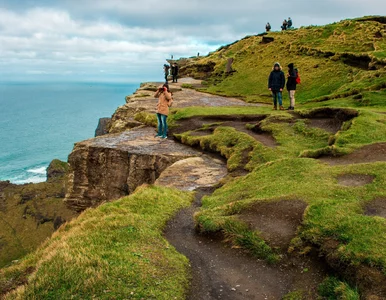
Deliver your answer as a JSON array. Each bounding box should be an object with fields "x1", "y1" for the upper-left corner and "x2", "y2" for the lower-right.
[{"x1": 154, "y1": 84, "x2": 173, "y2": 139}]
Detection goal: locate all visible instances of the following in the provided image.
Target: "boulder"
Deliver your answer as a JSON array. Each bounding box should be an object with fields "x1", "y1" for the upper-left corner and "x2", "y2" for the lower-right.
[
  {"x1": 95, "y1": 118, "x2": 111, "y2": 137},
  {"x1": 65, "y1": 127, "x2": 200, "y2": 211},
  {"x1": 155, "y1": 156, "x2": 227, "y2": 191}
]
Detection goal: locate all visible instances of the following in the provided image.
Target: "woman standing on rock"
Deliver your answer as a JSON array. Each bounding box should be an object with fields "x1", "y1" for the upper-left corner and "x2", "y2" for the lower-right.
[{"x1": 154, "y1": 84, "x2": 173, "y2": 139}]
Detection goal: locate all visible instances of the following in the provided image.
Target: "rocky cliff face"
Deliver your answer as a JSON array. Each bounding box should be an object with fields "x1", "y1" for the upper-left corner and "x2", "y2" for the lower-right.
[
  {"x1": 65, "y1": 127, "x2": 200, "y2": 211},
  {"x1": 0, "y1": 160, "x2": 77, "y2": 267}
]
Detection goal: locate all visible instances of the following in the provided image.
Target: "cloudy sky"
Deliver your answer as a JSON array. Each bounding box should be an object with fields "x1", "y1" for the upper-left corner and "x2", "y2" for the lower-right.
[{"x1": 0, "y1": 0, "x2": 385, "y2": 83}]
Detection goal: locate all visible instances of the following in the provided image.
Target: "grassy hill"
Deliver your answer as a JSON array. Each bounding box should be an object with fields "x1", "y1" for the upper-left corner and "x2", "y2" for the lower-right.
[
  {"x1": 1, "y1": 16, "x2": 386, "y2": 299},
  {"x1": 181, "y1": 16, "x2": 386, "y2": 107}
]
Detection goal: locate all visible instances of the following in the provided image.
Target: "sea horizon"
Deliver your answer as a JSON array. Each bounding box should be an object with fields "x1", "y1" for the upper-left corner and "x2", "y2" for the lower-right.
[{"x1": 0, "y1": 81, "x2": 140, "y2": 184}]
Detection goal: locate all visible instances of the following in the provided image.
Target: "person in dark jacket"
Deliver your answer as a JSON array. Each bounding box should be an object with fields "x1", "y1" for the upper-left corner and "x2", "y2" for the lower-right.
[
  {"x1": 281, "y1": 19, "x2": 288, "y2": 31},
  {"x1": 163, "y1": 64, "x2": 170, "y2": 82},
  {"x1": 287, "y1": 17, "x2": 293, "y2": 29},
  {"x1": 266, "y1": 22, "x2": 271, "y2": 32},
  {"x1": 171, "y1": 63, "x2": 179, "y2": 83},
  {"x1": 286, "y1": 63, "x2": 298, "y2": 110},
  {"x1": 268, "y1": 62, "x2": 286, "y2": 110}
]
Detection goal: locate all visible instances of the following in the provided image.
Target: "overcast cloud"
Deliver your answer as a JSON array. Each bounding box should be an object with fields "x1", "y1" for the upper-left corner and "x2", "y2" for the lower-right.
[{"x1": 0, "y1": 0, "x2": 385, "y2": 82}]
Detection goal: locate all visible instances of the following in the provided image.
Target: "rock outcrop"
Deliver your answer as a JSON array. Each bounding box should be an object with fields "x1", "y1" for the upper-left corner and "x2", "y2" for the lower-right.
[
  {"x1": 155, "y1": 156, "x2": 227, "y2": 191},
  {"x1": 95, "y1": 118, "x2": 111, "y2": 137},
  {"x1": 65, "y1": 127, "x2": 201, "y2": 211},
  {"x1": 46, "y1": 159, "x2": 69, "y2": 181}
]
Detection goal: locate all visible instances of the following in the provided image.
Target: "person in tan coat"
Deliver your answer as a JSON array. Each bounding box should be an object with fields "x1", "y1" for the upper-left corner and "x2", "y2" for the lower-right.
[{"x1": 154, "y1": 84, "x2": 173, "y2": 139}]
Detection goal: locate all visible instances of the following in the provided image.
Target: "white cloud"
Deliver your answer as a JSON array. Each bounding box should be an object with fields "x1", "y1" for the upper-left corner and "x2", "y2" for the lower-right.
[{"x1": 0, "y1": 0, "x2": 385, "y2": 82}]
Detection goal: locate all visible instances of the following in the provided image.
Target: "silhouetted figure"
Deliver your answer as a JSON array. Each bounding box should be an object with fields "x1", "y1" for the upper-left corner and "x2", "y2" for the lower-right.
[
  {"x1": 171, "y1": 55, "x2": 174, "y2": 60},
  {"x1": 287, "y1": 17, "x2": 293, "y2": 29},
  {"x1": 197, "y1": 52, "x2": 200, "y2": 57},
  {"x1": 266, "y1": 22, "x2": 271, "y2": 32},
  {"x1": 171, "y1": 63, "x2": 179, "y2": 83},
  {"x1": 281, "y1": 19, "x2": 288, "y2": 31},
  {"x1": 163, "y1": 64, "x2": 170, "y2": 82}
]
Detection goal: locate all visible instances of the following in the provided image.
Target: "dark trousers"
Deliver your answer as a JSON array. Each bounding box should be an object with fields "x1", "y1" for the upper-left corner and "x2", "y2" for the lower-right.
[
  {"x1": 164, "y1": 74, "x2": 168, "y2": 82},
  {"x1": 172, "y1": 74, "x2": 178, "y2": 83}
]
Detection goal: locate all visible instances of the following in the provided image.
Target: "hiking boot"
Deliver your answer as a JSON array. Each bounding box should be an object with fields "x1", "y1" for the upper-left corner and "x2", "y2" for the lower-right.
[
  {"x1": 273, "y1": 105, "x2": 277, "y2": 110},
  {"x1": 279, "y1": 106, "x2": 285, "y2": 110},
  {"x1": 161, "y1": 136, "x2": 168, "y2": 139}
]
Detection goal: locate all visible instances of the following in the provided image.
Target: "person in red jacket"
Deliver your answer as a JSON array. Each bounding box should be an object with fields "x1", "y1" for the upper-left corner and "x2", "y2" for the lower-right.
[{"x1": 154, "y1": 84, "x2": 173, "y2": 139}]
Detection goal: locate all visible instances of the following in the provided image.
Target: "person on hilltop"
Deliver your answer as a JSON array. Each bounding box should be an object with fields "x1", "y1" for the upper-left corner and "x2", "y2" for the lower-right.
[
  {"x1": 154, "y1": 83, "x2": 173, "y2": 139},
  {"x1": 171, "y1": 63, "x2": 179, "y2": 83},
  {"x1": 163, "y1": 64, "x2": 170, "y2": 82},
  {"x1": 287, "y1": 17, "x2": 293, "y2": 29},
  {"x1": 268, "y1": 62, "x2": 286, "y2": 110},
  {"x1": 286, "y1": 63, "x2": 298, "y2": 110},
  {"x1": 281, "y1": 19, "x2": 288, "y2": 31},
  {"x1": 266, "y1": 22, "x2": 271, "y2": 32}
]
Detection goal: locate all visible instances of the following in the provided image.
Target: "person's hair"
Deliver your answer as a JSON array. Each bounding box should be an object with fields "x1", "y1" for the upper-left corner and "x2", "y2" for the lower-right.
[{"x1": 163, "y1": 83, "x2": 171, "y2": 93}]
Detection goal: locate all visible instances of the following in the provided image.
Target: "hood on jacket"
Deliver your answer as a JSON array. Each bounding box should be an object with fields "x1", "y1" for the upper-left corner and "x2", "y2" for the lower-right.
[
  {"x1": 273, "y1": 62, "x2": 282, "y2": 71},
  {"x1": 288, "y1": 63, "x2": 294, "y2": 69}
]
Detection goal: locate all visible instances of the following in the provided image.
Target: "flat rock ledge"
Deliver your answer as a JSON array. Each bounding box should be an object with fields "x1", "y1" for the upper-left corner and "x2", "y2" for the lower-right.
[
  {"x1": 155, "y1": 156, "x2": 227, "y2": 191},
  {"x1": 65, "y1": 127, "x2": 201, "y2": 211}
]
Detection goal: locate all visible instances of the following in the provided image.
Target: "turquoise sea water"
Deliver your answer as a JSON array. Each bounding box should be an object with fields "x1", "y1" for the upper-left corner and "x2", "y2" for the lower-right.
[{"x1": 0, "y1": 82, "x2": 138, "y2": 184}]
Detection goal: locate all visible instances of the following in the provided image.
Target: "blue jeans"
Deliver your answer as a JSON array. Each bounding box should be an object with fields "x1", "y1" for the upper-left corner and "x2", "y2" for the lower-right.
[
  {"x1": 272, "y1": 91, "x2": 283, "y2": 106},
  {"x1": 156, "y1": 113, "x2": 168, "y2": 137}
]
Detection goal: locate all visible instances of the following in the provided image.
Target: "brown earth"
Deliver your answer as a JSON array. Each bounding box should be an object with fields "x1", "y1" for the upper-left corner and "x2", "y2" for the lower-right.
[
  {"x1": 238, "y1": 200, "x2": 308, "y2": 251},
  {"x1": 320, "y1": 143, "x2": 386, "y2": 165},
  {"x1": 337, "y1": 174, "x2": 375, "y2": 187},
  {"x1": 365, "y1": 198, "x2": 386, "y2": 218},
  {"x1": 165, "y1": 191, "x2": 329, "y2": 300}
]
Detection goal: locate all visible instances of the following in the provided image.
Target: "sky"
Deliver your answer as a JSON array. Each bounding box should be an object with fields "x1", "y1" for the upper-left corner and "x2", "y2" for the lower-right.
[{"x1": 0, "y1": 0, "x2": 385, "y2": 83}]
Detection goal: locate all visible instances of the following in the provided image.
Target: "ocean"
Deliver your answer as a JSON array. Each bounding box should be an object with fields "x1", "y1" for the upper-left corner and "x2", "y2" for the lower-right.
[{"x1": 0, "y1": 82, "x2": 139, "y2": 184}]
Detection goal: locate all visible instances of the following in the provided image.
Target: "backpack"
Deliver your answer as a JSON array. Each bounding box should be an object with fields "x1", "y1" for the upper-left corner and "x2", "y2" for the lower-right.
[{"x1": 295, "y1": 69, "x2": 301, "y2": 84}]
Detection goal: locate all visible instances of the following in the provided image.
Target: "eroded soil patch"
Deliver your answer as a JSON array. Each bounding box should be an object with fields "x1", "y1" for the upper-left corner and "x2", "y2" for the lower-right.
[
  {"x1": 165, "y1": 193, "x2": 328, "y2": 299},
  {"x1": 320, "y1": 143, "x2": 386, "y2": 165},
  {"x1": 292, "y1": 108, "x2": 358, "y2": 134},
  {"x1": 337, "y1": 174, "x2": 375, "y2": 187},
  {"x1": 365, "y1": 198, "x2": 386, "y2": 218},
  {"x1": 239, "y1": 200, "x2": 307, "y2": 250},
  {"x1": 173, "y1": 114, "x2": 278, "y2": 148}
]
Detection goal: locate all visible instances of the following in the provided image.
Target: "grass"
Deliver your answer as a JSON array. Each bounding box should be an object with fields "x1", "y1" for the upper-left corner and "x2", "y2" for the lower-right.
[
  {"x1": 318, "y1": 277, "x2": 360, "y2": 300},
  {"x1": 0, "y1": 174, "x2": 76, "y2": 268},
  {"x1": 2, "y1": 16, "x2": 386, "y2": 299},
  {"x1": 0, "y1": 185, "x2": 193, "y2": 299},
  {"x1": 195, "y1": 159, "x2": 386, "y2": 275},
  {"x1": 181, "y1": 18, "x2": 386, "y2": 105}
]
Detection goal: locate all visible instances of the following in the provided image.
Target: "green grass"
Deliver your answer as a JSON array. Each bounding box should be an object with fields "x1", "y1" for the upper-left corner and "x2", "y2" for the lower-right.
[
  {"x1": 0, "y1": 177, "x2": 76, "y2": 268},
  {"x1": 318, "y1": 277, "x2": 360, "y2": 300},
  {"x1": 195, "y1": 159, "x2": 386, "y2": 272},
  {"x1": 181, "y1": 18, "x2": 386, "y2": 105},
  {"x1": 1, "y1": 185, "x2": 193, "y2": 299}
]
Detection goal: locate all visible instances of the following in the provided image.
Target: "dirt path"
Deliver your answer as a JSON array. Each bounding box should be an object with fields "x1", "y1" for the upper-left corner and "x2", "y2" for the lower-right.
[{"x1": 165, "y1": 190, "x2": 328, "y2": 300}]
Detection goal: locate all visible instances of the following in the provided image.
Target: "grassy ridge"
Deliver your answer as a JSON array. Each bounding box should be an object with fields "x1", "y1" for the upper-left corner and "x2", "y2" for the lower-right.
[
  {"x1": 1, "y1": 185, "x2": 193, "y2": 299},
  {"x1": 185, "y1": 18, "x2": 386, "y2": 105}
]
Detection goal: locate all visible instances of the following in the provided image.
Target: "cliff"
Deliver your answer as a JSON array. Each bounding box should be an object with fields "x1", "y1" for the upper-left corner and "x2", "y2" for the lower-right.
[
  {"x1": 0, "y1": 160, "x2": 77, "y2": 268},
  {"x1": 2, "y1": 16, "x2": 386, "y2": 300},
  {"x1": 65, "y1": 127, "x2": 200, "y2": 211}
]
